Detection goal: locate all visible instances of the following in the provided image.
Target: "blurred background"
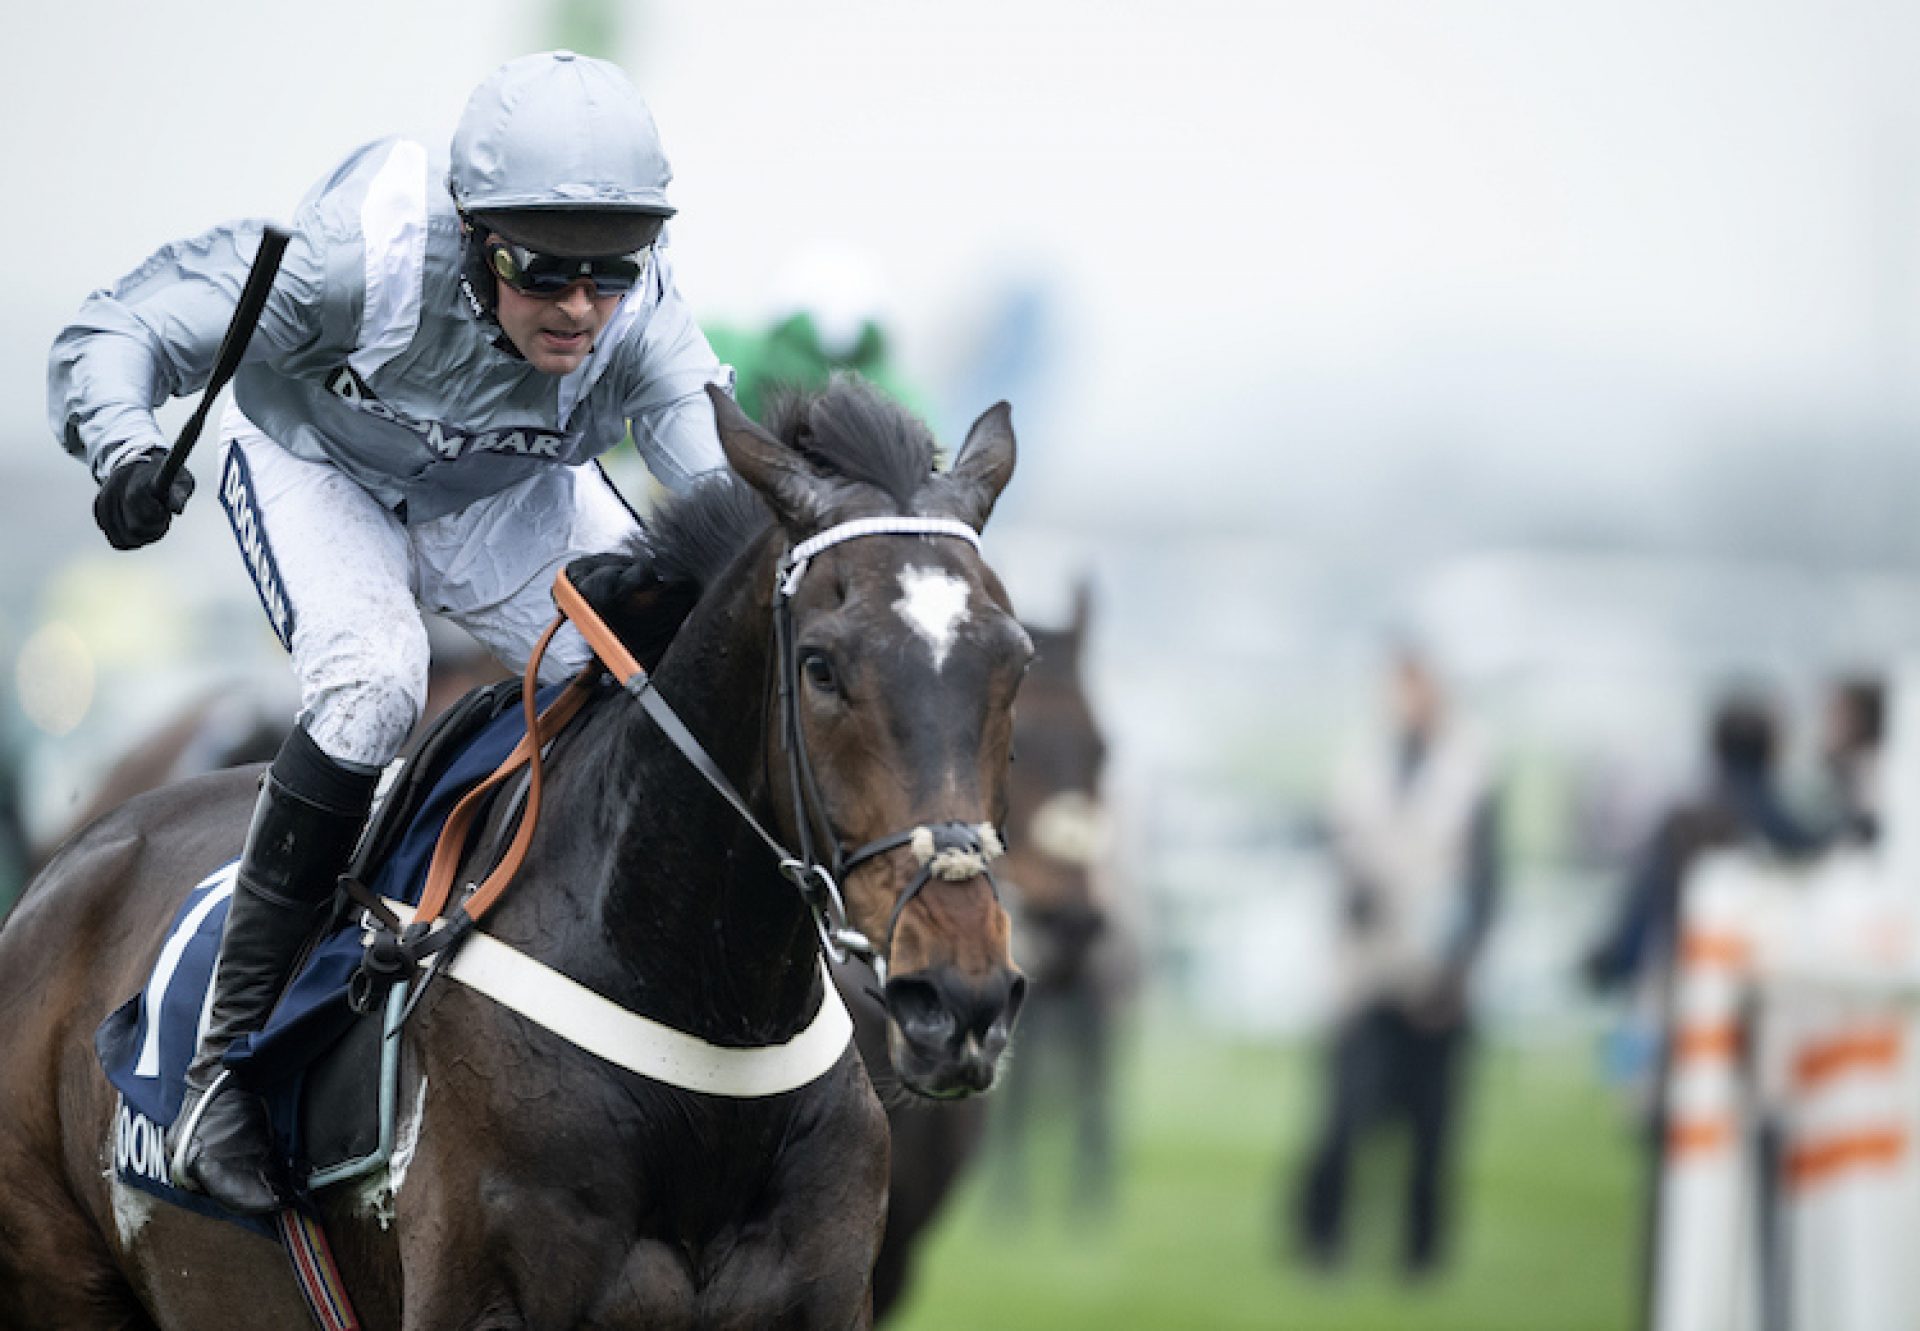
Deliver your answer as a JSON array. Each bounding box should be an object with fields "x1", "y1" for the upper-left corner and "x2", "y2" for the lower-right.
[{"x1": 10, "y1": 2, "x2": 1920, "y2": 1326}]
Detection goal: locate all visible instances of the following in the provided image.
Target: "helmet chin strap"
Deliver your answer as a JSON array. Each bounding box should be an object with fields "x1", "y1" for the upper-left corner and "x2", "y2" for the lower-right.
[{"x1": 456, "y1": 212, "x2": 526, "y2": 361}]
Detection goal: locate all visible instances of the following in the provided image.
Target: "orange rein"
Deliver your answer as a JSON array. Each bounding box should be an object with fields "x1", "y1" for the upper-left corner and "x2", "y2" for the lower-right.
[{"x1": 412, "y1": 570, "x2": 638, "y2": 929}]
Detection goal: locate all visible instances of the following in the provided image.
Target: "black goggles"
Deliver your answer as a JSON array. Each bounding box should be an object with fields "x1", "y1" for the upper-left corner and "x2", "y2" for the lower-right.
[{"x1": 485, "y1": 239, "x2": 649, "y2": 298}]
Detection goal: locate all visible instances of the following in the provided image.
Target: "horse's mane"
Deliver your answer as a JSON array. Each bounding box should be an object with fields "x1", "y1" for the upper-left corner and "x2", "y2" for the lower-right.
[{"x1": 604, "y1": 375, "x2": 940, "y2": 663}]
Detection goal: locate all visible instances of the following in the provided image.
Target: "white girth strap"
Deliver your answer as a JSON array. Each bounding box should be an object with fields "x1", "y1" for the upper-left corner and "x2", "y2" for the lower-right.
[{"x1": 383, "y1": 901, "x2": 853, "y2": 1098}]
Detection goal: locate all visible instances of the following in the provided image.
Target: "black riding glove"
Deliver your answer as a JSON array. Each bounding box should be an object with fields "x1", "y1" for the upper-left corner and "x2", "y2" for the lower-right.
[
  {"x1": 94, "y1": 450, "x2": 195, "y2": 551},
  {"x1": 566, "y1": 551, "x2": 650, "y2": 613},
  {"x1": 564, "y1": 550, "x2": 695, "y2": 673}
]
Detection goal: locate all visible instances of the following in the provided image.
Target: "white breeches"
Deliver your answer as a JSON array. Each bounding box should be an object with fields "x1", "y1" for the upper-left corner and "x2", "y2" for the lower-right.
[{"x1": 217, "y1": 404, "x2": 641, "y2": 770}]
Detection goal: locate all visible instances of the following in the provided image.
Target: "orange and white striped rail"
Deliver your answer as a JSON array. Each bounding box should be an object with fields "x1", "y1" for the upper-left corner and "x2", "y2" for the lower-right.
[{"x1": 1652, "y1": 848, "x2": 1920, "y2": 1331}]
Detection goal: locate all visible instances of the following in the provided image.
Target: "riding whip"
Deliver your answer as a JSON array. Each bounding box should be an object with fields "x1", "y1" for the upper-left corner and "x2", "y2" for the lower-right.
[{"x1": 149, "y1": 224, "x2": 291, "y2": 501}]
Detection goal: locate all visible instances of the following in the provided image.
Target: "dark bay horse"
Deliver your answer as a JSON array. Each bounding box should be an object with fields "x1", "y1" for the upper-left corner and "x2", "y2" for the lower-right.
[
  {"x1": 0, "y1": 379, "x2": 1029, "y2": 1330},
  {"x1": 1002, "y1": 583, "x2": 1111, "y2": 992},
  {"x1": 988, "y1": 582, "x2": 1122, "y2": 1218}
]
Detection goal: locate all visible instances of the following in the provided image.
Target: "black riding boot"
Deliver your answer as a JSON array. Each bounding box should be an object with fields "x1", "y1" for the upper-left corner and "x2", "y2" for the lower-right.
[{"x1": 167, "y1": 727, "x2": 376, "y2": 1214}]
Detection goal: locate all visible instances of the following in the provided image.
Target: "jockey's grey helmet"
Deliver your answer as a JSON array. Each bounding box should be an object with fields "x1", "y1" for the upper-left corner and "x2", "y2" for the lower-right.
[{"x1": 448, "y1": 51, "x2": 674, "y2": 258}]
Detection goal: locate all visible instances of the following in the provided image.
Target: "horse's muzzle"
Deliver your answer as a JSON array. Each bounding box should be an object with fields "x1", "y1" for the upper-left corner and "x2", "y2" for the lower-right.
[{"x1": 882, "y1": 964, "x2": 1026, "y2": 1097}]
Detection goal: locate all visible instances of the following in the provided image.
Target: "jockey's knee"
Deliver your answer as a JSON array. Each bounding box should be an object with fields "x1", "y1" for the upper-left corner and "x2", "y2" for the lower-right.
[{"x1": 300, "y1": 659, "x2": 427, "y2": 773}]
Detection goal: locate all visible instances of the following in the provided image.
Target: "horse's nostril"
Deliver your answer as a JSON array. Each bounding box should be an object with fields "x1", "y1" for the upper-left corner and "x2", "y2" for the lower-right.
[
  {"x1": 886, "y1": 968, "x2": 1027, "y2": 1072},
  {"x1": 1006, "y1": 973, "x2": 1028, "y2": 1024},
  {"x1": 883, "y1": 975, "x2": 956, "y2": 1046},
  {"x1": 959, "y1": 970, "x2": 1021, "y2": 1043}
]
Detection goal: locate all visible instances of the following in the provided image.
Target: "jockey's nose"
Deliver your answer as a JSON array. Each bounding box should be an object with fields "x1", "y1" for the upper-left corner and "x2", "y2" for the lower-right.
[{"x1": 555, "y1": 281, "x2": 598, "y2": 317}]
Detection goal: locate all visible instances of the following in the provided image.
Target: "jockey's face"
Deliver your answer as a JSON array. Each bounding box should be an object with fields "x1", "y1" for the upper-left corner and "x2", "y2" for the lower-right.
[{"x1": 491, "y1": 245, "x2": 624, "y2": 374}]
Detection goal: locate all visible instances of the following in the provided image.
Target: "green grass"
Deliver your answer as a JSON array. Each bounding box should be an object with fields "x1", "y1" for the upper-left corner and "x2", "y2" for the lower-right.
[{"x1": 890, "y1": 1020, "x2": 1641, "y2": 1330}]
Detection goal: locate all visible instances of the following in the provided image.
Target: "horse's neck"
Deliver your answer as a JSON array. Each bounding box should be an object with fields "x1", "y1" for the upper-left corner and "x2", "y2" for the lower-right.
[{"x1": 533, "y1": 556, "x2": 823, "y2": 1045}]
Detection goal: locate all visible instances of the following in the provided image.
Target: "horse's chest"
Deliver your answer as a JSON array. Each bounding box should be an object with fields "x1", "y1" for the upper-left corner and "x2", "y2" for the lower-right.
[
  {"x1": 612, "y1": 1107, "x2": 888, "y2": 1324},
  {"x1": 389, "y1": 1057, "x2": 886, "y2": 1328},
  {"x1": 591, "y1": 1221, "x2": 876, "y2": 1329},
  {"x1": 481, "y1": 1179, "x2": 881, "y2": 1328}
]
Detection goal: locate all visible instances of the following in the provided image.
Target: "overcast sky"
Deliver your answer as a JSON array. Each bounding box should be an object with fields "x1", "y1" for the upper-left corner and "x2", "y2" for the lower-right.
[{"x1": 7, "y1": 0, "x2": 1920, "y2": 529}]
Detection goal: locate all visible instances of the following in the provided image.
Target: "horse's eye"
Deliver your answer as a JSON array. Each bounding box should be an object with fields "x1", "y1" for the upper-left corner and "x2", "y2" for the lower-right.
[{"x1": 801, "y1": 651, "x2": 839, "y2": 694}]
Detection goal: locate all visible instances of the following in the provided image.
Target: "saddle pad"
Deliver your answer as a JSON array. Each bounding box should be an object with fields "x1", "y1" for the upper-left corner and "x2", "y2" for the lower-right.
[
  {"x1": 94, "y1": 685, "x2": 556, "y2": 1217},
  {"x1": 95, "y1": 861, "x2": 407, "y2": 1224}
]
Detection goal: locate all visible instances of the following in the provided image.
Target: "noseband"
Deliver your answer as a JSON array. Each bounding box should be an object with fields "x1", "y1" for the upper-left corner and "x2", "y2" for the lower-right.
[{"x1": 560, "y1": 515, "x2": 1005, "y2": 982}]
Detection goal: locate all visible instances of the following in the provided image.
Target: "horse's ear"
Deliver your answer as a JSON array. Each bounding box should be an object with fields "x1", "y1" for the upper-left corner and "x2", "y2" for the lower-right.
[
  {"x1": 938, "y1": 401, "x2": 1017, "y2": 532},
  {"x1": 707, "y1": 384, "x2": 828, "y2": 527}
]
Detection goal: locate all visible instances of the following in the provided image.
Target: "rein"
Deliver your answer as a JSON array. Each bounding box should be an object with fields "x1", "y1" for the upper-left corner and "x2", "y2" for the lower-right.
[{"x1": 352, "y1": 514, "x2": 1006, "y2": 1010}]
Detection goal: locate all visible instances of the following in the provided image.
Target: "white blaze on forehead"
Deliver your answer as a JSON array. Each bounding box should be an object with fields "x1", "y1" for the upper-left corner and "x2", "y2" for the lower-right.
[{"x1": 894, "y1": 565, "x2": 973, "y2": 670}]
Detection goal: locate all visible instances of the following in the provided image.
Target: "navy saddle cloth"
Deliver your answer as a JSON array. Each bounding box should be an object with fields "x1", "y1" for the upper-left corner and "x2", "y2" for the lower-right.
[{"x1": 95, "y1": 679, "x2": 561, "y2": 1216}]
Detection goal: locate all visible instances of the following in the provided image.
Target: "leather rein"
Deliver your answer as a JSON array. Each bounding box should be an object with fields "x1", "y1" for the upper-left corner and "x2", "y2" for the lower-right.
[{"x1": 350, "y1": 514, "x2": 1005, "y2": 1006}]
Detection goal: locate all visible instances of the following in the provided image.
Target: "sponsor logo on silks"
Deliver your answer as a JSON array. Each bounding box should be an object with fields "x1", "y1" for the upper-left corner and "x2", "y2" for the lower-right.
[
  {"x1": 114, "y1": 1098, "x2": 174, "y2": 1189},
  {"x1": 326, "y1": 366, "x2": 568, "y2": 462},
  {"x1": 221, "y1": 450, "x2": 296, "y2": 651}
]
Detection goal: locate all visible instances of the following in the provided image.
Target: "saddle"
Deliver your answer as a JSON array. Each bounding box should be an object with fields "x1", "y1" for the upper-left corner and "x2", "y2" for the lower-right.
[{"x1": 95, "y1": 675, "x2": 554, "y2": 1225}]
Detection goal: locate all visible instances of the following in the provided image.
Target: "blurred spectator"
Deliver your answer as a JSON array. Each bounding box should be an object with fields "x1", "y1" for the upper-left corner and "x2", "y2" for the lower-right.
[
  {"x1": 1582, "y1": 690, "x2": 1819, "y2": 996},
  {"x1": 1815, "y1": 675, "x2": 1884, "y2": 848},
  {"x1": 706, "y1": 311, "x2": 920, "y2": 424},
  {"x1": 1580, "y1": 689, "x2": 1821, "y2": 1322},
  {"x1": 1293, "y1": 647, "x2": 1500, "y2": 1278},
  {"x1": 704, "y1": 245, "x2": 930, "y2": 425}
]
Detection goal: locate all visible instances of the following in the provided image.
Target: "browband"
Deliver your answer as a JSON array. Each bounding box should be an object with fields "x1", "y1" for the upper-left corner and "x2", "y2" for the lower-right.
[{"x1": 779, "y1": 517, "x2": 981, "y2": 597}]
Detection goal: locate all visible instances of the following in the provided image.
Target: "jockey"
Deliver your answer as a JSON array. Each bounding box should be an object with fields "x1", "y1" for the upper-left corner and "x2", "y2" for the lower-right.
[{"x1": 46, "y1": 51, "x2": 730, "y2": 1215}]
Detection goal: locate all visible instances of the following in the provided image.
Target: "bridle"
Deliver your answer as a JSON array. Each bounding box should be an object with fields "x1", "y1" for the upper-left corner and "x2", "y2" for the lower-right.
[
  {"x1": 559, "y1": 516, "x2": 1008, "y2": 984},
  {"x1": 764, "y1": 517, "x2": 1007, "y2": 981},
  {"x1": 548, "y1": 515, "x2": 1005, "y2": 986}
]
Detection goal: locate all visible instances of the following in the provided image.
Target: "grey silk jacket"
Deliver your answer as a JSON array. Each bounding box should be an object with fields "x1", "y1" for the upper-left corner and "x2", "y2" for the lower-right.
[{"x1": 48, "y1": 137, "x2": 729, "y2": 522}]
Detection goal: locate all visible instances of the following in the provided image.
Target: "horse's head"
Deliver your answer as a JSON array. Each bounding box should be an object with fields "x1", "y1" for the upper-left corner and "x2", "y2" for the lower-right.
[
  {"x1": 709, "y1": 381, "x2": 1029, "y2": 1098},
  {"x1": 1005, "y1": 582, "x2": 1112, "y2": 988}
]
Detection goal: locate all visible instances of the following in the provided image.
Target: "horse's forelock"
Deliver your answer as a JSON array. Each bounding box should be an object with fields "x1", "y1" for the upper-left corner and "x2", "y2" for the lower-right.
[
  {"x1": 617, "y1": 377, "x2": 949, "y2": 656},
  {"x1": 761, "y1": 376, "x2": 940, "y2": 512}
]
